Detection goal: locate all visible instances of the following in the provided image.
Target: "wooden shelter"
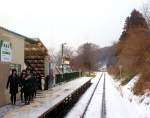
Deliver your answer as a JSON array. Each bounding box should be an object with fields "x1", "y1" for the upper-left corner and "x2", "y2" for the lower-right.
[{"x1": 25, "y1": 38, "x2": 50, "y2": 76}]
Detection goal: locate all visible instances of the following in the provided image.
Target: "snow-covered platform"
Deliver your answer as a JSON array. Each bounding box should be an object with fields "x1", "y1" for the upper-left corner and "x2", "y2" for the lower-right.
[{"x1": 0, "y1": 77, "x2": 92, "y2": 118}]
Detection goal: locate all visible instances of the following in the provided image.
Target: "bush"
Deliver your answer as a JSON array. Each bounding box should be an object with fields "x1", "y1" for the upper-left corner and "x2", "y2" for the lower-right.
[
  {"x1": 81, "y1": 72, "x2": 96, "y2": 77},
  {"x1": 121, "y1": 74, "x2": 134, "y2": 85},
  {"x1": 133, "y1": 80, "x2": 144, "y2": 95},
  {"x1": 112, "y1": 70, "x2": 135, "y2": 85}
]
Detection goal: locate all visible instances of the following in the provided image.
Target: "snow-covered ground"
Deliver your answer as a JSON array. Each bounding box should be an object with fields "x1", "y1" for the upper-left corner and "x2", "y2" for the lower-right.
[
  {"x1": 105, "y1": 73, "x2": 147, "y2": 118},
  {"x1": 0, "y1": 77, "x2": 91, "y2": 118},
  {"x1": 66, "y1": 72, "x2": 150, "y2": 118},
  {"x1": 1, "y1": 72, "x2": 149, "y2": 118},
  {"x1": 113, "y1": 75, "x2": 150, "y2": 118},
  {"x1": 65, "y1": 72, "x2": 103, "y2": 118},
  {"x1": 84, "y1": 73, "x2": 104, "y2": 118}
]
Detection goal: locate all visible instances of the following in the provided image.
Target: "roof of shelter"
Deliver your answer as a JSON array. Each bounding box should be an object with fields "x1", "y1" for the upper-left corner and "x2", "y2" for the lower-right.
[
  {"x1": 0, "y1": 26, "x2": 37, "y2": 43},
  {"x1": 0, "y1": 26, "x2": 48, "y2": 54}
]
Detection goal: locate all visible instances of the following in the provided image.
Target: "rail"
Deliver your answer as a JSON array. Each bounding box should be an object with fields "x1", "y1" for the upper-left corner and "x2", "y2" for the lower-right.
[
  {"x1": 81, "y1": 72, "x2": 104, "y2": 118},
  {"x1": 101, "y1": 72, "x2": 106, "y2": 118}
]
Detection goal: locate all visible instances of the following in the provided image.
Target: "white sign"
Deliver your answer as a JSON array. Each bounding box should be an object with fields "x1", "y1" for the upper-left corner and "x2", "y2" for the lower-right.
[
  {"x1": 64, "y1": 60, "x2": 70, "y2": 65},
  {"x1": 0, "y1": 40, "x2": 12, "y2": 62}
]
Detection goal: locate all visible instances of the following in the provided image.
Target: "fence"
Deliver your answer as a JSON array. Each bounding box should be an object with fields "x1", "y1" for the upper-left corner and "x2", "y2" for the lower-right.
[{"x1": 55, "y1": 72, "x2": 80, "y2": 84}]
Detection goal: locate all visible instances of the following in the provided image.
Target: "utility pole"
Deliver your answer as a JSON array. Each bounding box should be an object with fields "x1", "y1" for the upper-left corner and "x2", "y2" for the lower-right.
[{"x1": 61, "y1": 43, "x2": 66, "y2": 79}]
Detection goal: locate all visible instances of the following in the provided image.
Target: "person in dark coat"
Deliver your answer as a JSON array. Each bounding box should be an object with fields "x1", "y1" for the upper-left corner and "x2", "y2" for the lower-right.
[
  {"x1": 45, "y1": 75, "x2": 50, "y2": 90},
  {"x1": 19, "y1": 70, "x2": 26, "y2": 103},
  {"x1": 6, "y1": 69, "x2": 19, "y2": 105},
  {"x1": 37, "y1": 74, "x2": 41, "y2": 90},
  {"x1": 24, "y1": 69, "x2": 32, "y2": 105},
  {"x1": 32, "y1": 71, "x2": 37, "y2": 97},
  {"x1": 30, "y1": 70, "x2": 35, "y2": 100}
]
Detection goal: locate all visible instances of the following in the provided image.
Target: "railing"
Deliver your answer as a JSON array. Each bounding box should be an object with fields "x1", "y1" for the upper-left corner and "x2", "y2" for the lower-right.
[{"x1": 56, "y1": 72, "x2": 80, "y2": 84}]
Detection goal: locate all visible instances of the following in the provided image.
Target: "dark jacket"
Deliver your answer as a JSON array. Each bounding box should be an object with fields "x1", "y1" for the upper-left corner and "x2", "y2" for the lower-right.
[
  {"x1": 20, "y1": 76, "x2": 26, "y2": 92},
  {"x1": 24, "y1": 74, "x2": 33, "y2": 94},
  {"x1": 6, "y1": 75, "x2": 19, "y2": 94}
]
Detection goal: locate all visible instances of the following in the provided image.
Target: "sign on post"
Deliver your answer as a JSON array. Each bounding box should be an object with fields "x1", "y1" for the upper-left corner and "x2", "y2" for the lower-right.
[{"x1": 0, "y1": 40, "x2": 12, "y2": 62}]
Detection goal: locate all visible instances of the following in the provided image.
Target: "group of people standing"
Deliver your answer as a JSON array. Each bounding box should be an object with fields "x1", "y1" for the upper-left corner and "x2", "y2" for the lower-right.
[{"x1": 6, "y1": 69, "x2": 51, "y2": 105}]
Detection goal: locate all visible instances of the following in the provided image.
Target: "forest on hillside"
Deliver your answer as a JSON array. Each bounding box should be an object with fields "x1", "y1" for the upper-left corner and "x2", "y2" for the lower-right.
[{"x1": 108, "y1": 8, "x2": 150, "y2": 95}]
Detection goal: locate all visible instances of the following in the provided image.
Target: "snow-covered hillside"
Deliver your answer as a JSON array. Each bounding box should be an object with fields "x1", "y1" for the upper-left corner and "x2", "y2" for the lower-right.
[{"x1": 113, "y1": 75, "x2": 150, "y2": 117}]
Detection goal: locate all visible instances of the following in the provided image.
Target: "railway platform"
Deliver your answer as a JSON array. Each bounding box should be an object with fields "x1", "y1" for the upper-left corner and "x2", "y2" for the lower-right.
[{"x1": 0, "y1": 77, "x2": 92, "y2": 118}]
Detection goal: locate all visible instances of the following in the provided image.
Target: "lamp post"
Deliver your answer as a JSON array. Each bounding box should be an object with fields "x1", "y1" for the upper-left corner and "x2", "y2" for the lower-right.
[{"x1": 62, "y1": 43, "x2": 66, "y2": 79}]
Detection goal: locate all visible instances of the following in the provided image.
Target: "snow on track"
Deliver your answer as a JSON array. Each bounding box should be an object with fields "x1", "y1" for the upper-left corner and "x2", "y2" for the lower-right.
[
  {"x1": 84, "y1": 73, "x2": 104, "y2": 118},
  {"x1": 65, "y1": 72, "x2": 102, "y2": 118}
]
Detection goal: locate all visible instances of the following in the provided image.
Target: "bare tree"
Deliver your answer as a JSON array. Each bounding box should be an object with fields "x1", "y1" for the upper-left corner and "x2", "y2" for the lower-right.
[
  {"x1": 142, "y1": 2, "x2": 150, "y2": 28},
  {"x1": 63, "y1": 46, "x2": 74, "y2": 59},
  {"x1": 71, "y1": 43, "x2": 100, "y2": 74}
]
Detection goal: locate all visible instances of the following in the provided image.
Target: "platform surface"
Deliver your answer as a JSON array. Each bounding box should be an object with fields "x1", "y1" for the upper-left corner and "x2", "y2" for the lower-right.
[{"x1": 0, "y1": 77, "x2": 91, "y2": 118}]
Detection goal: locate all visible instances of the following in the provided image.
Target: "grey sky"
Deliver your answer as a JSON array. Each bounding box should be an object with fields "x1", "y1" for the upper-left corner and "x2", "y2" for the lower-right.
[{"x1": 0, "y1": 0, "x2": 145, "y2": 51}]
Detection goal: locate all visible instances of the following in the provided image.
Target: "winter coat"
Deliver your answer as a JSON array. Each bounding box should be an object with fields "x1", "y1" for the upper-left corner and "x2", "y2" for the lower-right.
[
  {"x1": 6, "y1": 75, "x2": 19, "y2": 94},
  {"x1": 30, "y1": 75, "x2": 36, "y2": 92},
  {"x1": 24, "y1": 75, "x2": 33, "y2": 94},
  {"x1": 32, "y1": 75, "x2": 38, "y2": 90},
  {"x1": 45, "y1": 76, "x2": 50, "y2": 90},
  {"x1": 20, "y1": 77, "x2": 25, "y2": 93}
]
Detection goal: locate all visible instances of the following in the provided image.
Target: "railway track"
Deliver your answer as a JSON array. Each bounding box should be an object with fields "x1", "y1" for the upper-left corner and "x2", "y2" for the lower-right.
[
  {"x1": 101, "y1": 72, "x2": 106, "y2": 118},
  {"x1": 81, "y1": 72, "x2": 106, "y2": 118}
]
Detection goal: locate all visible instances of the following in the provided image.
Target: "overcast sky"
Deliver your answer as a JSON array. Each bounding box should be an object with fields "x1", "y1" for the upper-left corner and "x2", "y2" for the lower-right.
[{"x1": 0, "y1": 0, "x2": 146, "y2": 51}]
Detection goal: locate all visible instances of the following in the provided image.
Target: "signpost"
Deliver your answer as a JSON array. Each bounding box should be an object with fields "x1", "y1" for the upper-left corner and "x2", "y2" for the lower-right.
[{"x1": 0, "y1": 40, "x2": 12, "y2": 62}]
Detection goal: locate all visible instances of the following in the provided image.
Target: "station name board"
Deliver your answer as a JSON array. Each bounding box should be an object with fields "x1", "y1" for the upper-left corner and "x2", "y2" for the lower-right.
[{"x1": 0, "y1": 40, "x2": 12, "y2": 62}]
